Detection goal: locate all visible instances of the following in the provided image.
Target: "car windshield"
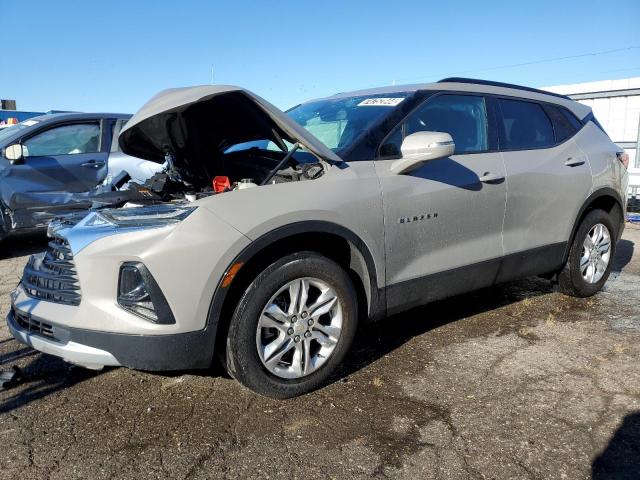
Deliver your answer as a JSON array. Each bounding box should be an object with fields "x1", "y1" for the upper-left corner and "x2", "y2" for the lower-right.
[
  {"x1": 224, "y1": 93, "x2": 409, "y2": 156},
  {"x1": 0, "y1": 121, "x2": 38, "y2": 144},
  {"x1": 286, "y1": 94, "x2": 408, "y2": 153}
]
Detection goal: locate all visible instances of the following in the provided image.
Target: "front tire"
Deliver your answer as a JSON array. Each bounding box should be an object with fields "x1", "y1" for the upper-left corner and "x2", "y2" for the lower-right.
[
  {"x1": 557, "y1": 209, "x2": 617, "y2": 297},
  {"x1": 225, "y1": 252, "x2": 358, "y2": 398}
]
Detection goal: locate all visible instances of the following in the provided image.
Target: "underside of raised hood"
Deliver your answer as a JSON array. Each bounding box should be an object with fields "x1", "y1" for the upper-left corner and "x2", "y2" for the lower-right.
[{"x1": 119, "y1": 85, "x2": 341, "y2": 188}]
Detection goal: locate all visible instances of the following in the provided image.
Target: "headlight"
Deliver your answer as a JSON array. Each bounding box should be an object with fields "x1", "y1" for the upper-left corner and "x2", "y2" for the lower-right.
[
  {"x1": 117, "y1": 262, "x2": 175, "y2": 324},
  {"x1": 86, "y1": 204, "x2": 196, "y2": 228}
]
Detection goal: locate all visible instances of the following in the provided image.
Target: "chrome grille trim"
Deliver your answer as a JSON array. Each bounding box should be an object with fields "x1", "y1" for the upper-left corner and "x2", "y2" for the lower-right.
[{"x1": 22, "y1": 235, "x2": 81, "y2": 306}]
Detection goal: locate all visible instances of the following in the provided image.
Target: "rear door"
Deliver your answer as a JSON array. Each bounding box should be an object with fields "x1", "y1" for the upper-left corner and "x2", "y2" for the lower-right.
[
  {"x1": 8, "y1": 120, "x2": 108, "y2": 222},
  {"x1": 496, "y1": 97, "x2": 592, "y2": 279},
  {"x1": 374, "y1": 93, "x2": 507, "y2": 314}
]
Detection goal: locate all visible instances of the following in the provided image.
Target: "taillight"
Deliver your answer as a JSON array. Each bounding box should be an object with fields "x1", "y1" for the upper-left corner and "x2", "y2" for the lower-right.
[{"x1": 617, "y1": 151, "x2": 629, "y2": 169}]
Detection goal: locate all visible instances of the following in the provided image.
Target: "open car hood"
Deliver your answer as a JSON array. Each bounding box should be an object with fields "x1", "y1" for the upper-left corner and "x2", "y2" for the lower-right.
[{"x1": 119, "y1": 85, "x2": 343, "y2": 170}]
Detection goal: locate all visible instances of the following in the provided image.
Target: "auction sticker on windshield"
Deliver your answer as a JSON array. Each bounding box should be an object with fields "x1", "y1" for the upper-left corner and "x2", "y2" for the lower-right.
[{"x1": 357, "y1": 98, "x2": 405, "y2": 107}]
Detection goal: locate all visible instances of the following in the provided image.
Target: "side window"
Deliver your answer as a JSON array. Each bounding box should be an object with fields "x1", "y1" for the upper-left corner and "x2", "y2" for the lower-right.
[
  {"x1": 110, "y1": 119, "x2": 129, "y2": 153},
  {"x1": 379, "y1": 127, "x2": 403, "y2": 158},
  {"x1": 559, "y1": 107, "x2": 583, "y2": 132},
  {"x1": 544, "y1": 105, "x2": 577, "y2": 143},
  {"x1": 498, "y1": 99, "x2": 554, "y2": 150},
  {"x1": 23, "y1": 123, "x2": 101, "y2": 157},
  {"x1": 379, "y1": 94, "x2": 488, "y2": 157}
]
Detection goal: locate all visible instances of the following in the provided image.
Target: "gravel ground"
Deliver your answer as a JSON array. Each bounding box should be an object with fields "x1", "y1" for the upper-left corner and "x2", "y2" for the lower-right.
[{"x1": 0, "y1": 225, "x2": 638, "y2": 480}]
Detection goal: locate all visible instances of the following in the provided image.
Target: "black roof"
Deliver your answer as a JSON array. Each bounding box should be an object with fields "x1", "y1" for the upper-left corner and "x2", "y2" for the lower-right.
[{"x1": 438, "y1": 77, "x2": 571, "y2": 100}]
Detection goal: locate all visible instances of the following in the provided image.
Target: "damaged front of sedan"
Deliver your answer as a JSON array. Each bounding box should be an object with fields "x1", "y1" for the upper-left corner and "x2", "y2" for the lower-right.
[
  {"x1": 0, "y1": 112, "x2": 162, "y2": 238},
  {"x1": 7, "y1": 85, "x2": 406, "y2": 396}
]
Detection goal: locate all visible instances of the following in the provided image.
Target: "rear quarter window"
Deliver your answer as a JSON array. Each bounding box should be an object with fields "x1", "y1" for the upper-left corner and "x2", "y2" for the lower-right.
[
  {"x1": 559, "y1": 107, "x2": 583, "y2": 132},
  {"x1": 543, "y1": 105, "x2": 579, "y2": 143}
]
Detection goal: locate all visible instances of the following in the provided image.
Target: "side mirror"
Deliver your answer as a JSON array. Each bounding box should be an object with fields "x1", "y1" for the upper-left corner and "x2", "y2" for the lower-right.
[
  {"x1": 4, "y1": 144, "x2": 25, "y2": 164},
  {"x1": 390, "y1": 132, "x2": 455, "y2": 175}
]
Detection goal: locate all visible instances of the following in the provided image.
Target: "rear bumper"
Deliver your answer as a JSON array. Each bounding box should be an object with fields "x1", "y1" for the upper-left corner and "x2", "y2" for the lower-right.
[{"x1": 7, "y1": 301, "x2": 217, "y2": 371}]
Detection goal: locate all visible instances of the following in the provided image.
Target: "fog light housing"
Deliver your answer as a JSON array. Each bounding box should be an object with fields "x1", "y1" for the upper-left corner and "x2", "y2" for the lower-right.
[{"x1": 117, "y1": 262, "x2": 175, "y2": 324}]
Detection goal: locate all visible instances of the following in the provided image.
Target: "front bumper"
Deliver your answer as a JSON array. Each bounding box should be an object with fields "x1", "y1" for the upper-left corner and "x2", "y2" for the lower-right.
[
  {"x1": 7, "y1": 307, "x2": 120, "y2": 370},
  {"x1": 6, "y1": 204, "x2": 250, "y2": 371},
  {"x1": 7, "y1": 296, "x2": 217, "y2": 371}
]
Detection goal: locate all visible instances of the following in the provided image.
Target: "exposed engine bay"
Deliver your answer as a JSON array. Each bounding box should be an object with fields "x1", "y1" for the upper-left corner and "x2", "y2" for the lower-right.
[
  {"x1": 91, "y1": 146, "x2": 327, "y2": 209},
  {"x1": 88, "y1": 87, "x2": 341, "y2": 210}
]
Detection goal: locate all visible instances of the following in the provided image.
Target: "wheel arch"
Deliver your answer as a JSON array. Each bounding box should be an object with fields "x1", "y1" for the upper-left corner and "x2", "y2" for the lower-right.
[
  {"x1": 0, "y1": 200, "x2": 10, "y2": 238},
  {"x1": 206, "y1": 221, "x2": 384, "y2": 364},
  {"x1": 564, "y1": 187, "x2": 625, "y2": 263}
]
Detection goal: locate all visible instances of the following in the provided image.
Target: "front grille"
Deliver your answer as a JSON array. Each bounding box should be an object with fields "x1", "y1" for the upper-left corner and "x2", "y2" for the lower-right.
[
  {"x1": 22, "y1": 235, "x2": 81, "y2": 305},
  {"x1": 14, "y1": 308, "x2": 56, "y2": 340}
]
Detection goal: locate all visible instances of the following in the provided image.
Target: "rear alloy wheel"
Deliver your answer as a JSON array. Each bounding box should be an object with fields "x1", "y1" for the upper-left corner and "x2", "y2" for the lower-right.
[
  {"x1": 225, "y1": 252, "x2": 357, "y2": 398},
  {"x1": 558, "y1": 209, "x2": 617, "y2": 297},
  {"x1": 579, "y1": 223, "x2": 611, "y2": 284}
]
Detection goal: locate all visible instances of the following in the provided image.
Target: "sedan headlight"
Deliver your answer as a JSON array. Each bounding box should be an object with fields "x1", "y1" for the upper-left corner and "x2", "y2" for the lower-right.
[
  {"x1": 118, "y1": 262, "x2": 175, "y2": 324},
  {"x1": 86, "y1": 204, "x2": 196, "y2": 228}
]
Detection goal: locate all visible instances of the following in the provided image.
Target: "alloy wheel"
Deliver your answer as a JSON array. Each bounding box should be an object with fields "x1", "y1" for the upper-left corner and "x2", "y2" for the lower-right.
[
  {"x1": 256, "y1": 277, "x2": 343, "y2": 379},
  {"x1": 580, "y1": 223, "x2": 611, "y2": 284}
]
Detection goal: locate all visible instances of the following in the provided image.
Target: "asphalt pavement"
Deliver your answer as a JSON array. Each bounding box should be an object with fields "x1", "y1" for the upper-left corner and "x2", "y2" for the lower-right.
[{"x1": 0, "y1": 225, "x2": 638, "y2": 479}]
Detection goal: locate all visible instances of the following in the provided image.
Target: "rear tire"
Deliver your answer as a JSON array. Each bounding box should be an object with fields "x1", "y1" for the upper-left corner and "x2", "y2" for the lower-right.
[
  {"x1": 557, "y1": 209, "x2": 616, "y2": 297},
  {"x1": 224, "y1": 251, "x2": 358, "y2": 398}
]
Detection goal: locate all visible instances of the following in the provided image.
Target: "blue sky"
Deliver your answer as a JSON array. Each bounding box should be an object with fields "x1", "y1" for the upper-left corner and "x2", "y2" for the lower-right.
[{"x1": 2, "y1": 0, "x2": 639, "y2": 113}]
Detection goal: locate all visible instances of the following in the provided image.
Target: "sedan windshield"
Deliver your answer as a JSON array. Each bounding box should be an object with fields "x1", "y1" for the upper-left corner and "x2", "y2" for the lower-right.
[
  {"x1": 286, "y1": 94, "x2": 408, "y2": 154},
  {"x1": 0, "y1": 121, "x2": 38, "y2": 144}
]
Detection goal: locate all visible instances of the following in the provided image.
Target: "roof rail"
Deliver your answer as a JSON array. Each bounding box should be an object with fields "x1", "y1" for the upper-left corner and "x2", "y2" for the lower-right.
[{"x1": 438, "y1": 77, "x2": 571, "y2": 100}]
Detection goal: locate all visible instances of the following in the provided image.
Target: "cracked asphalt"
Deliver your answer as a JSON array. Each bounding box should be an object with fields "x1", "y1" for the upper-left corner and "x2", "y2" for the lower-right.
[{"x1": 0, "y1": 225, "x2": 638, "y2": 480}]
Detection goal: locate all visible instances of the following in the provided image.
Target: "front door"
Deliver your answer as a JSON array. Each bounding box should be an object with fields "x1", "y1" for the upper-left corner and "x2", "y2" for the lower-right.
[
  {"x1": 374, "y1": 93, "x2": 507, "y2": 314},
  {"x1": 8, "y1": 121, "x2": 108, "y2": 227}
]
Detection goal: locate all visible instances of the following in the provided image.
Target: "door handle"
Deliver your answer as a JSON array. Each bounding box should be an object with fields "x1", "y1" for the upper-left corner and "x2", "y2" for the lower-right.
[
  {"x1": 564, "y1": 157, "x2": 585, "y2": 167},
  {"x1": 81, "y1": 160, "x2": 105, "y2": 169},
  {"x1": 479, "y1": 172, "x2": 504, "y2": 183}
]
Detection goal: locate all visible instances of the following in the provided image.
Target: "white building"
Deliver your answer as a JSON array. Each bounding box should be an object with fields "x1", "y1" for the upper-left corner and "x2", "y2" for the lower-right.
[{"x1": 543, "y1": 77, "x2": 640, "y2": 199}]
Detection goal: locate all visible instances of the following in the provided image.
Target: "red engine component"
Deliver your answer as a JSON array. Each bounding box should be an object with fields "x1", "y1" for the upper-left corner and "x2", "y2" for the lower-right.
[{"x1": 213, "y1": 176, "x2": 231, "y2": 193}]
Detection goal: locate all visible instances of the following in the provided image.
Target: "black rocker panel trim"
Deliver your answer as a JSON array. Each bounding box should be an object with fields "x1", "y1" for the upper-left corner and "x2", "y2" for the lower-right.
[{"x1": 385, "y1": 242, "x2": 566, "y2": 317}]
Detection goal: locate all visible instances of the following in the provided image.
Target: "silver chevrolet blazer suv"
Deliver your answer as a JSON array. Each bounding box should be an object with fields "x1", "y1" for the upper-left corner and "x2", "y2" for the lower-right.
[{"x1": 7, "y1": 78, "x2": 629, "y2": 398}]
